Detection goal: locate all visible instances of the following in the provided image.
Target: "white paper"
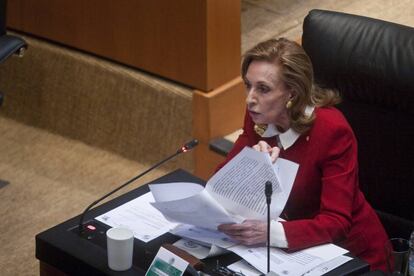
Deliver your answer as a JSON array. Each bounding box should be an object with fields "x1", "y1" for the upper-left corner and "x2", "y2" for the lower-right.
[
  {"x1": 206, "y1": 147, "x2": 298, "y2": 220},
  {"x1": 150, "y1": 187, "x2": 243, "y2": 229},
  {"x1": 150, "y1": 147, "x2": 299, "y2": 229},
  {"x1": 95, "y1": 192, "x2": 178, "y2": 242},
  {"x1": 303, "y1": 255, "x2": 353, "y2": 276},
  {"x1": 171, "y1": 224, "x2": 237, "y2": 249},
  {"x1": 228, "y1": 243, "x2": 348, "y2": 276},
  {"x1": 173, "y1": 238, "x2": 228, "y2": 260},
  {"x1": 228, "y1": 260, "x2": 262, "y2": 276},
  {"x1": 150, "y1": 182, "x2": 204, "y2": 202},
  {"x1": 172, "y1": 225, "x2": 352, "y2": 276}
]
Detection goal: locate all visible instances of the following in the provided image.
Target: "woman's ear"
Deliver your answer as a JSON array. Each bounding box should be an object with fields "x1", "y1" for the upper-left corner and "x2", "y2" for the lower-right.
[
  {"x1": 286, "y1": 90, "x2": 296, "y2": 109},
  {"x1": 287, "y1": 89, "x2": 296, "y2": 101}
]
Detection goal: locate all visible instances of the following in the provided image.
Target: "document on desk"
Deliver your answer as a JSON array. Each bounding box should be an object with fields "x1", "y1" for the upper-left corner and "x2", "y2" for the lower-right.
[
  {"x1": 171, "y1": 223, "x2": 237, "y2": 249},
  {"x1": 303, "y1": 255, "x2": 353, "y2": 276},
  {"x1": 171, "y1": 223, "x2": 350, "y2": 275},
  {"x1": 229, "y1": 243, "x2": 349, "y2": 276},
  {"x1": 150, "y1": 146, "x2": 299, "y2": 229},
  {"x1": 173, "y1": 238, "x2": 229, "y2": 260},
  {"x1": 228, "y1": 260, "x2": 262, "y2": 276},
  {"x1": 95, "y1": 192, "x2": 178, "y2": 242}
]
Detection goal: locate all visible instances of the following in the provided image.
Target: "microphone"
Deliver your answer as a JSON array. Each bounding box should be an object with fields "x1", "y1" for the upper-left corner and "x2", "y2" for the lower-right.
[
  {"x1": 265, "y1": 181, "x2": 273, "y2": 273},
  {"x1": 265, "y1": 180, "x2": 272, "y2": 205},
  {"x1": 179, "y1": 139, "x2": 199, "y2": 153},
  {"x1": 78, "y1": 139, "x2": 199, "y2": 235}
]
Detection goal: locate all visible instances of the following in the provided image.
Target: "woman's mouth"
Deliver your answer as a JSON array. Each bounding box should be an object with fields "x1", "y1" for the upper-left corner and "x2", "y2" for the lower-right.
[{"x1": 249, "y1": 110, "x2": 260, "y2": 117}]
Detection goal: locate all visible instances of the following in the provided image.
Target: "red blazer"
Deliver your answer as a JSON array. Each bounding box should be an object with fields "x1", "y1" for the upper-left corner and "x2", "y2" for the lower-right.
[{"x1": 217, "y1": 107, "x2": 389, "y2": 271}]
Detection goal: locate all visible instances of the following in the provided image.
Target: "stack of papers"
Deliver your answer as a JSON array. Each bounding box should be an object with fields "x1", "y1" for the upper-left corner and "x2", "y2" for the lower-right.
[
  {"x1": 150, "y1": 147, "x2": 298, "y2": 229},
  {"x1": 171, "y1": 224, "x2": 351, "y2": 276},
  {"x1": 96, "y1": 146, "x2": 352, "y2": 275}
]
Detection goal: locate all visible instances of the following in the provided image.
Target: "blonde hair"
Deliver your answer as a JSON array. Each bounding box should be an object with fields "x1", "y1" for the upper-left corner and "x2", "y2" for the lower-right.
[{"x1": 242, "y1": 38, "x2": 340, "y2": 133}]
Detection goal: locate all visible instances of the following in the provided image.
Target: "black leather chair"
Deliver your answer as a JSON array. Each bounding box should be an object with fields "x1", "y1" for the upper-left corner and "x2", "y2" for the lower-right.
[
  {"x1": 302, "y1": 9, "x2": 414, "y2": 240},
  {"x1": 0, "y1": 0, "x2": 27, "y2": 106}
]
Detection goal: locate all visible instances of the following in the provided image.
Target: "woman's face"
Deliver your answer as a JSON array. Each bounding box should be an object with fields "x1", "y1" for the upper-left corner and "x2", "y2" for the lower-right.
[{"x1": 244, "y1": 60, "x2": 292, "y2": 128}]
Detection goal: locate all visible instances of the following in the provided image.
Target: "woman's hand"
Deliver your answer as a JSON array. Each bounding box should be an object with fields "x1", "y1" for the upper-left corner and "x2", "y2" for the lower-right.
[
  {"x1": 253, "y1": 141, "x2": 280, "y2": 163},
  {"x1": 218, "y1": 220, "x2": 267, "y2": 246}
]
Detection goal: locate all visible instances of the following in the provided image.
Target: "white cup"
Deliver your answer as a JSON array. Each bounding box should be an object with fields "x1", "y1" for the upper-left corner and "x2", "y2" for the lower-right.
[{"x1": 106, "y1": 227, "x2": 134, "y2": 271}]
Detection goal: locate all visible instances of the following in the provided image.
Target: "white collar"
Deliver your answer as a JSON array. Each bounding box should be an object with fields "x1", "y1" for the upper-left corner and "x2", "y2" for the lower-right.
[{"x1": 261, "y1": 106, "x2": 315, "y2": 149}]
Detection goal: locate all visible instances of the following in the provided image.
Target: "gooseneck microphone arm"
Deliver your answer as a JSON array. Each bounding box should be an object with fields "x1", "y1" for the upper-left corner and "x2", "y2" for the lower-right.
[
  {"x1": 78, "y1": 139, "x2": 199, "y2": 235},
  {"x1": 265, "y1": 180, "x2": 273, "y2": 273}
]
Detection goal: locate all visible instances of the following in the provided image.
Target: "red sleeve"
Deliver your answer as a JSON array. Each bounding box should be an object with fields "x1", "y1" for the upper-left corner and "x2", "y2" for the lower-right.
[{"x1": 281, "y1": 120, "x2": 358, "y2": 250}]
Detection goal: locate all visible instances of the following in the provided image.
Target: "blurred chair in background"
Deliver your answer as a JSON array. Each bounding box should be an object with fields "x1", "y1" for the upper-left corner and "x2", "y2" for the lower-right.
[
  {"x1": 0, "y1": 0, "x2": 26, "y2": 189},
  {"x1": 0, "y1": 0, "x2": 27, "y2": 107},
  {"x1": 302, "y1": 9, "x2": 414, "y2": 240}
]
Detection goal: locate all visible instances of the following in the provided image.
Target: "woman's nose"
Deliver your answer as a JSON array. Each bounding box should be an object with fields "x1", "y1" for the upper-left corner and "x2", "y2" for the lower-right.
[{"x1": 246, "y1": 89, "x2": 256, "y2": 105}]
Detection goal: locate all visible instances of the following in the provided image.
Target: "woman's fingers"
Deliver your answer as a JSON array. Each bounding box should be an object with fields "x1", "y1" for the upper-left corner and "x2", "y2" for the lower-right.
[
  {"x1": 269, "y1": 146, "x2": 280, "y2": 163},
  {"x1": 218, "y1": 220, "x2": 267, "y2": 245},
  {"x1": 258, "y1": 141, "x2": 271, "y2": 151},
  {"x1": 253, "y1": 141, "x2": 280, "y2": 163},
  {"x1": 253, "y1": 141, "x2": 271, "y2": 152}
]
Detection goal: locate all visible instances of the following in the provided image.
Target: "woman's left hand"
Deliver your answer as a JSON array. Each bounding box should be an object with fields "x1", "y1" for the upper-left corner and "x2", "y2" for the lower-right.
[
  {"x1": 252, "y1": 141, "x2": 280, "y2": 163},
  {"x1": 217, "y1": 220, "x2": 267, "y2": 246}
]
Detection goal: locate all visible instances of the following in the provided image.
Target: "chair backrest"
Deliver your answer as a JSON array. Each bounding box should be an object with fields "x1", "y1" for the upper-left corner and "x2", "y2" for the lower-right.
[
  {"x1": 302, "y1": 9, "x2": 414, "y2": 239},
  {"x1": 0, "y1": 0, "x2": 27, "y2": 64}
]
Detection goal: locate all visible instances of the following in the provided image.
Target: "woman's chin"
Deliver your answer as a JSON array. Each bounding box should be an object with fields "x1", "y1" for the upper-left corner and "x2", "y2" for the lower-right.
[
  {"x1": 251, "y1": 117, "x2": 267, "y2": 125},
  {"x1": 249, "y1": 112, "x2": 272, "y2": 125}
]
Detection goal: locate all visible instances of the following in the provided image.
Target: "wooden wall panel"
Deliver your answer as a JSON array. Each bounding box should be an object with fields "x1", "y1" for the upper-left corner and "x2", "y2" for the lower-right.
[
  {"x1": 193, "y1": 77, "x2": 245, "y2": 179},
  {"x1": 193, "y1": 77, "x2": 245, "y2": 143},
  {"x1": 6, "y1": 0, "x2": 241, "y2": 91},
  {"x1": 206, "y1": 0, "x2": 241, "y2": 89},
  {"x1": 193, "y1": 143, "x2": 226, "y2": 180}
]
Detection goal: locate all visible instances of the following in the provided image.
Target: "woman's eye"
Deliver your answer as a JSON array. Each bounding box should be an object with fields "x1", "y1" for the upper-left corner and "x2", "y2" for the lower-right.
[
  {"x1": 244, "y1": 82, "x2": 251, "y2": 90},
  {"x1": 258, "y1": 85, "x2": 270, "y2": 93}
]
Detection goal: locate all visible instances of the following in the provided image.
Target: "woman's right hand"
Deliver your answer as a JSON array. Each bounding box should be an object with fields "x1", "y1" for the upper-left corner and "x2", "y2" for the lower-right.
[{"x1": 252, "y1": 141, "x2": 280, "y2": 163}]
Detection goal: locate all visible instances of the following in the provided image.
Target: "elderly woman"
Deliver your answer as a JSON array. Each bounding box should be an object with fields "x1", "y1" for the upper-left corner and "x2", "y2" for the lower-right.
[{"x1": 217, "y1": 38, "x2": 388, "y2": 271}]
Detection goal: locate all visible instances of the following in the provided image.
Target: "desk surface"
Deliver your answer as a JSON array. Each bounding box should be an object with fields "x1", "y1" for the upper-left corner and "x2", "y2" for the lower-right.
[{"x1": 36, "y1": 169, "x2": 369, "y2": 275}]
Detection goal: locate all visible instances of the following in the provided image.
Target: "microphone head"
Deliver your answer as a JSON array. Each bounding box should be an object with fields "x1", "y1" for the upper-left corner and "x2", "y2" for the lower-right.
[
  {"x1": 265, "y1": 181, "x2": 273, "y2": 197},
  {"x1": 180, "y1": 139, "x2": 199, "y2": 153}
]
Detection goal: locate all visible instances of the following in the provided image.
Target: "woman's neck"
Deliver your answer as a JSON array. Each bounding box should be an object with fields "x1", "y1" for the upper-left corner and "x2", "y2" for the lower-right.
[{"x1": 274, "y1": 113, "x2": 290, "y2": 133}]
